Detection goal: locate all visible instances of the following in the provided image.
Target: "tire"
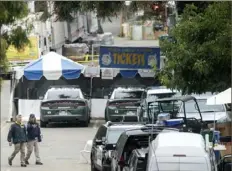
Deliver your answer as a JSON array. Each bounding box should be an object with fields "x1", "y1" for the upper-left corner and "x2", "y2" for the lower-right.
[
  {"x1": 82, "y1": 120, "x2": 89, "y2": 127},
  {"x1": 40, "y1": 121, "x2": 47, "y2": 128},
  {"x1": 105, "y1": 110, "x2": 108, "y2": 122},
  {"x1": 91, "y1": 158, "x2": 98, "y2": 171}
]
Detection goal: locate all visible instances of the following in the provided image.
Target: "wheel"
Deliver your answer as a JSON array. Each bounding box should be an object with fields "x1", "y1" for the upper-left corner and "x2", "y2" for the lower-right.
[
  {"x1": 105, "y1": 110, "x2": 109, "y2": 122},
  {"x1": 82, "y1": 120, "x2": 89, "y2": 127},
  {"x1": 91, "y1": 158, "x2": 98, "y2": 171},
  {"x1": 40, "y1": 121, "x2": 47, "y2": 128}
]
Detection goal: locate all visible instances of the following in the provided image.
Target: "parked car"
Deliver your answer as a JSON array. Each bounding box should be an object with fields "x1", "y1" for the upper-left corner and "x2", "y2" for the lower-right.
[
  {"x1": 146, "y1": 132, "x2": 218, "y2": 171},
  {"x1": 40, "y1": 85, "x2": 90, "y2": 127},
  {"x1": 110, "y1": 125, "x2": 179, "y2": 171},
  {"x1": 178, "y1": 94, "x2": 229, "y2": 123},
  {"x1": 105, "y1": 87, "x2": 144, "y2": 122},
  {"x1": 123, "y1": 148, "x2": 148, "y2": 171},
  {"x1": 91, "y1": 122, "x2": 145, "y2": 171},
  {"x1": 137, "y1": 86, "x2": 178, "y2": 122}
]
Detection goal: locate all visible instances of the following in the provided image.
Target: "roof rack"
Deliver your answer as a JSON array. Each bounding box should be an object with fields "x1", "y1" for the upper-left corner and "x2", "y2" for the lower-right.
[
  {"x1": 155, "y1": 95, "x2": 196, "y2": 102},
  {"x1": 106, "y1": 121, "x2": 146, "y2": 127},
  {"x1": 123, "y1": 124, "x2": 180, "y2": 133},
  {"x1": 49, "y1": 85, "x2": 80, "y2": 89},
  {"x1": 111, "y1": 85, "x2": 146, "y2": 89}
]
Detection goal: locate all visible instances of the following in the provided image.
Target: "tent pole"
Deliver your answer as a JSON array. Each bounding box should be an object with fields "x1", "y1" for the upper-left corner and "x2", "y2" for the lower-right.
[
  {"x1": 90, "y1": 76, "x2": 93, "y2": 98},
  {"x1": 213, "y1": 96, "x2": 216, "y2": 131}
]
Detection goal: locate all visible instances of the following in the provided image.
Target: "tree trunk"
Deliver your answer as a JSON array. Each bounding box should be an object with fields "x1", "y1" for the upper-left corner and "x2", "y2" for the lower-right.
[
  {"x1": 119, "y1": 9, "x2": 124, "y2": 37},
  {"x1": 97, "y1": 18, "x2": 104, "y2": 34},
  {"x1": 67, "y1": 21, "x2": 71, "y2": 42}
]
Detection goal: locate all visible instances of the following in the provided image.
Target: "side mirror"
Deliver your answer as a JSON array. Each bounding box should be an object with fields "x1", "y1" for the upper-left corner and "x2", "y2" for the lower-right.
[
  {"x1": 105, "y1": 144, "x2": 116, "y2": 150},
  {"x1": 39, "y1": 96, "x2": 44, "y2": 100},
  {"x1": 95, "y1": 139, "x2": 103, "y2": 146}
]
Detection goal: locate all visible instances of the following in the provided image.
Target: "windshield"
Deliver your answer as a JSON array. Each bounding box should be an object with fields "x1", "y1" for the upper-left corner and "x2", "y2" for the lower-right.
[
  {"x1": 114, "y1": 90, "x2": 143, "y2": 99},
  {"x1": 179, "y1": 99, "x2": 225, "y2": 113},
  {"x1": 47, "y1": 89, "x2": 80, "y2": 99},
  {"x1": 148, "y1": 101, "x2": 181, "y2": 118},
  {"x1": 147, "y1": 93, "x2": 176, "y2": 100}
]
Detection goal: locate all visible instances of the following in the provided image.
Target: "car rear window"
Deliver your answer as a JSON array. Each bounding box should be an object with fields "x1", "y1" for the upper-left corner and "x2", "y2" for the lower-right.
[
  {"x1": 114, "y1": 90, "x2": 143, "y2": 99},
  {"x1": 47, "y1": 88, "x2": 80, "y2": 99}
]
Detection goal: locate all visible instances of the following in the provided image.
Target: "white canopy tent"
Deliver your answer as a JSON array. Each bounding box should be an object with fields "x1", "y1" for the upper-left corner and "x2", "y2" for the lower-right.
[{"x1": 207, "y1": 88, "x2": 231, "y2": 105}]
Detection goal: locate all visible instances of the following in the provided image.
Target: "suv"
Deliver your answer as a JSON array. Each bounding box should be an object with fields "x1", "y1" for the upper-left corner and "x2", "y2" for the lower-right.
[
  {"x1": 40, "y1": 85, "x2": 90, "y2": 127},
  {"x1": 91, "y1": 122, "x2": 145, "y2": 171},
  {"x1": 123, "y1": 148, "x2": 148, "y2": 171},
  {"x1": 105, "y1": 87, "x2": 144, "y2": 122},
  {"x1": 137, "y1": 86, "x2": 178, "y2": 122},
  {"x1": 110, "y1": 125, "x2": 179, "y2": 171}
]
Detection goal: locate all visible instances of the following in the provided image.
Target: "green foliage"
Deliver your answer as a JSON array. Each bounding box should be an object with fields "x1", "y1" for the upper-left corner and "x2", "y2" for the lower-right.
[
  {"x1": 159, "y1": 2, "x2": 232, "y2": 94},
  {"x1": 51, "y1": 1, "x2": 125, "y2": 22},
  {"x1": 0, "y1": 2, "x2": 30, "y2": 73}
]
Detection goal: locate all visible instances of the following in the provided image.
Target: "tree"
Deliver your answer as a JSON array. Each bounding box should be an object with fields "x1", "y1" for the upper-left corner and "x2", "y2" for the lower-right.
[
  {"x1": 176, "y1": 1, "x2": 212, "y2": 15},
  {"x1": 39, "y1": 1, "x2": 168, "y2": 34},
  {"x1": 0, "y1": 2, "x2": 30, "y2": 78},
  {"x1": 159, "y1": 2, "x2": 232, "y2": 94}
]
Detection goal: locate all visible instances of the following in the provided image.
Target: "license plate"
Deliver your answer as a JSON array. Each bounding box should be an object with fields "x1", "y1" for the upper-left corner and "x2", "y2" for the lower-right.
[{"x1": 59, "y1": 111, "x2": 67, "y2": 116}]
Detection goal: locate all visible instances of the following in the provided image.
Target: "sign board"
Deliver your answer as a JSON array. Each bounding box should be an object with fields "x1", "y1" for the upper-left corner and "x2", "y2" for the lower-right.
[
  {"x1": 99, "y1": 46, "x2": 160, "y2": 69},
  {"x1": 84, "y1": 66, "x2": 100, "y2": 77},
  {"x1": 6, "y1": 36, "x2": 39, "y2": 61},
  {"x1": 101, "y1": 68, "x2": 113, "y2": 79}
]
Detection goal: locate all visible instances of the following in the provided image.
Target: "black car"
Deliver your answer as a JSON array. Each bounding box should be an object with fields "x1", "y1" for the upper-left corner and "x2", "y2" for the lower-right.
[
  {"x1": 91, "y1": 122, "x2": 145, "y2": 171},
  {"x1": 40, "y1": 85, "x2": 91, "y2": 127},
  {"x1": 105, "y1": 87, "x2": 144, "y2": 122},
  {"x1": 123, "y1": 148, "x2": 148, "y2": 171},
  {"x1": 110, "y1": 125, "x2": 179, "y2": 171}
]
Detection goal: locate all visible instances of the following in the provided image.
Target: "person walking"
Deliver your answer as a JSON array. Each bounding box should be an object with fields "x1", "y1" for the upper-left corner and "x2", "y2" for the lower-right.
[
  {"x1": 7, "y1": 114, "x2": 27, "y2": 167},
  {"x1": 25, "y1": 114, "x2": 43, "y2": 165}
]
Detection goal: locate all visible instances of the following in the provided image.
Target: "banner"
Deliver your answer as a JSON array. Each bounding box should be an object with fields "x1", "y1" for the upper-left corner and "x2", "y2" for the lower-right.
[
  {"x1": 6, "y1": 36, "x2": 39, "y2": 61},
  {"x1": 99, "y1": 46, "x2": 160, "y2": 69}
]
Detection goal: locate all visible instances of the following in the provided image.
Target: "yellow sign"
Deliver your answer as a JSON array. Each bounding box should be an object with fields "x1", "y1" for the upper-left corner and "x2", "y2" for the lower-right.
[
  {"x1": 113, "y1": 53, "x2": 145, "y2": 66},
  {"x1": 6, "y1": 36, "x2": 39, "y2": 61}
]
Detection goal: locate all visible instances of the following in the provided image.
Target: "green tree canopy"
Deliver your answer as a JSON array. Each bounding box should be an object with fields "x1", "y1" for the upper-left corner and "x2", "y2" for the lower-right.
[
  {"x1": 0, "y1": 2, "x2": 30, "y2": 76},
  {"x1": 159, "y1": 2, "x2": 232, "y2": 94}
]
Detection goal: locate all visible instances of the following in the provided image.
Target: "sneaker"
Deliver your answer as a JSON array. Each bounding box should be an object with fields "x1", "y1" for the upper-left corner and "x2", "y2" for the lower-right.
[
  {"x1": 21, "y1": 163, "x2": 27, "y2": 167},
  {"x1": 25, "y1": 160, "x2": 29, "y2": 165},
  {"x1": 8, "y1": 158, "x2": 12, "y2": 166},
  {"x1": 35, "y1": 161, "x2": 43, "y2": 165}
]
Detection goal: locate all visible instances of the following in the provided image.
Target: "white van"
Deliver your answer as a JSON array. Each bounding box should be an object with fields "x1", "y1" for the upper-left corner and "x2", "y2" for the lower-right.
[{"x1": 146, "y1": 132, "x2": 217, "y2": 171}]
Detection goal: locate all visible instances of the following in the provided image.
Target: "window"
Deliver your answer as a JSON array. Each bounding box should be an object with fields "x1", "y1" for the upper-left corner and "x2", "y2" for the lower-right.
[
  {"x1": 46, "y1": 88, "x2": 80, "y2": 99},
  {"x1": 114, "y1": 90, "x2": 143, "y2": 99},
  {"x1": 106, "y1": 129, "x2": 126, "y2": 144},
  {"x1": 179, "y1": 99, "x2": 225, "y2": 113},
  {"x1": 95, "y1": 126, "x2": 107, "y2": 141}
]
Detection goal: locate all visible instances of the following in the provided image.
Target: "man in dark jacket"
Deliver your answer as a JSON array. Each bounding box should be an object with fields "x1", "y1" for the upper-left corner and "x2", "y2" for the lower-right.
[
  {"x1": 7, "y1": 114, "x2": 27, "y2": 167},
  {"x1": 25, "y1": 114, "x2": 43, "y2": 165}
]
